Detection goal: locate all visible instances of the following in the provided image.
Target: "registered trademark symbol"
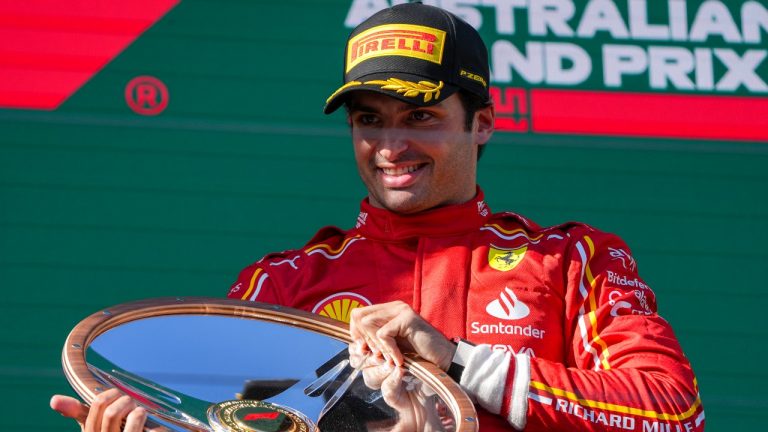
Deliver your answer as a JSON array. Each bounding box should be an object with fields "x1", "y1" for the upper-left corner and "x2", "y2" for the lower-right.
[{"x1": 125, "y1": 76, "x2": 168, "y2": 115}]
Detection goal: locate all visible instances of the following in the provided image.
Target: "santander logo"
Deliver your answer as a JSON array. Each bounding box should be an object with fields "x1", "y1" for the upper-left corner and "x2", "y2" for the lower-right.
[{"x1": 486, "y1": 287, "x2": 530, "y2": 320}]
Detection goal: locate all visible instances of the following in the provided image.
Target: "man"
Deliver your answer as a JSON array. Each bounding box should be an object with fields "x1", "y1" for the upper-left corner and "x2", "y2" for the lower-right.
[{"x1": 52, "y1": 3, "x2": 704, "y2": 431}]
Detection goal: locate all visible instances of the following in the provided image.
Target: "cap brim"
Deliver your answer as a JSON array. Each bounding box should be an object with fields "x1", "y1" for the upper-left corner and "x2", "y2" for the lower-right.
[{"x1": 324, "y1": 72, "x2": 459, "y2": 114}]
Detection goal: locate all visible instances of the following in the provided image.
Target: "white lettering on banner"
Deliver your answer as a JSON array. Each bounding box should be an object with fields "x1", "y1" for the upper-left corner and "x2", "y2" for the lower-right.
[
  {"x1": 743, "y1": 2, "x2": 768, "y2": 43},
  {"x1": 690, "y1": 0, "x2": 743, "y2": 43},
  {"x1": 629, "y1": 0, "x2": 670, "y2": 40},
  {"x1": 471, "y1": 321, "x2": 546, "y2": 339},
  {"x1": 649, "y1": 46, "x2": 696, "y2": 90},
  {"x1": 546, "y1": 42, "x2": 592, "y2": 84},
  {"x1": 695, "y1": 47, "x2": 714, "y2": 89},
  {"x1": 603, "y1": 44, "x2": 647, "y2": 86},
  {"x1": 483, "y1": 0, "x2": 527, "y2": 35},
  {"x1": 492, "y1": 41, "x2": 544, "y2": 83},
  {"x1": 491, "y1": 41, "x2": 591, "y2": 84},
  {"x1": 600, "y1": 44, "x2": 767, "y2": 91},
  {"x1": 577, "y1": 0, "x2": 630, "y2": 39},
  {"x1": 669, "y1": 0, "x2": 689, "y2": 41},
  {"x1": 344, "y1": 0, "x2": 768, "y2": 95},
  {"x1": 528, "y1": 0, "x2": 576, "y2": 37},
  {"x1": 714, "y1": 49, "x2": 768, "y2": 91},
  {"x1": 346, "y1": 0, "x2": 768, "y2": 44}
]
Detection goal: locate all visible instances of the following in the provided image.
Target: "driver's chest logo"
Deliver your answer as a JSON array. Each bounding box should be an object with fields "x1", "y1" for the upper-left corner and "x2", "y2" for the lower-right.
[
  {"x1": 488, "y1": 245, "x2": 527, "y2": 271},
  {"x1": 312, "y1": 292, "x2": 372, "y2": 323}
]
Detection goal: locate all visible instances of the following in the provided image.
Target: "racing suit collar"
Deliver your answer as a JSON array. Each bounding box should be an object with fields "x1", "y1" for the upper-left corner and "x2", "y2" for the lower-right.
[{"x1": 353, "y1": 187, "x2": 491, "y2": 240}]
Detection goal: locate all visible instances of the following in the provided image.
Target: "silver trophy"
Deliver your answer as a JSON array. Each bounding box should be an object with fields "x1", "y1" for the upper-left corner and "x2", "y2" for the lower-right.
[{"x1": 61, "y1": 297, "x2": 478, "y2": 431}]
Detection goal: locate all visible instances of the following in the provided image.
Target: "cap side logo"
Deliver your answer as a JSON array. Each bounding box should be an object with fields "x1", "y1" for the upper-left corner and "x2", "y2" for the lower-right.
[
  {"x1": 346, "y1": 24, "x2": 446, "y2": 73},
  {"x1": 460, "y1": 69, "x2": 488, "y2": 88}
]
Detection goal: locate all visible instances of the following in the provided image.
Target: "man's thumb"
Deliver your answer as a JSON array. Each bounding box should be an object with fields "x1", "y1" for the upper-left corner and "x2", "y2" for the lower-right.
[{"x1": 50, "y1": 394, "x2": 89, "y2": 424}]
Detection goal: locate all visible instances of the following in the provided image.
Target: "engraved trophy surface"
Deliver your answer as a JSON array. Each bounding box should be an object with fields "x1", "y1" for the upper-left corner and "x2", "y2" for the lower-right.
[{"x1": 61, "y1": 297, "x2": 478, "y2": 431}]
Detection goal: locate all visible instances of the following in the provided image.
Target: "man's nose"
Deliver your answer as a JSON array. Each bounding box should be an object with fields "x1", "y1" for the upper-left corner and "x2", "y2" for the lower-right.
[{"x1": 376, "y1": 128, "x2": 409, "y2": 161}]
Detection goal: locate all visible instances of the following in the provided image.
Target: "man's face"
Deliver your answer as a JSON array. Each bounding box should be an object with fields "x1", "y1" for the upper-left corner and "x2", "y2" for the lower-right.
[{"x1": 348, "y1": 91, "x2": 493, "y2": 214}]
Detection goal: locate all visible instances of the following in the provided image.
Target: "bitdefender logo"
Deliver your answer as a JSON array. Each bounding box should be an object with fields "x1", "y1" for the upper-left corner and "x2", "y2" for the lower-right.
[{"x1": 486, "y1": 287, "x2": 530, "y2": 320}]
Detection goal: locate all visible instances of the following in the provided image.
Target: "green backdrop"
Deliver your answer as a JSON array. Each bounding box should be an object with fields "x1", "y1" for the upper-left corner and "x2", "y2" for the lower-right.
[{"x1": 1, "y1": 0, "x2": 766, "y2": 430}]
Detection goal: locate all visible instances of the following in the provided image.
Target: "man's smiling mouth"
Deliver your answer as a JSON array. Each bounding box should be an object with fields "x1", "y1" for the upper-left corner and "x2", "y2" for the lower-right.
[{"x1": 381, "y1": 165, "x2": 421, "y2": 176}]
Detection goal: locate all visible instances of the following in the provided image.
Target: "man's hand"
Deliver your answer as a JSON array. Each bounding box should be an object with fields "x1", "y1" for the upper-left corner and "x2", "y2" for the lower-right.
[
  {"x1": 348, "y1": 338, "x2": 395, "y2": 389},
  {"x1": 348, "y1": 301, "x2": 455, "y2": 372},
  {"x1": 378, "y1": 366, "x2": 451, "y2": 432},
  {"x1": 345, "y1": 302, "x2": 458, "y2": 431},
  {"x1": 50, "y1": 389, "x2": 148, "y2": 431}
]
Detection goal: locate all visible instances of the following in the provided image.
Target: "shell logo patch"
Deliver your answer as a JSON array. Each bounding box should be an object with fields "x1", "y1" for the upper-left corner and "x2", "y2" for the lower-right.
[
  {"x1": 488, "y1": 244, "x2": 527, "y2": 272},
  {"x1": 312, "y1": 292, "x2": 372, "y2": 323}
]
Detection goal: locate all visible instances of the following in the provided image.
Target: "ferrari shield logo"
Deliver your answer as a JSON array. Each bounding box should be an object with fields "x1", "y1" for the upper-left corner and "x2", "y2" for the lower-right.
[{"x1": 488, "y1": 245, "x2": 527, "y2": 272}]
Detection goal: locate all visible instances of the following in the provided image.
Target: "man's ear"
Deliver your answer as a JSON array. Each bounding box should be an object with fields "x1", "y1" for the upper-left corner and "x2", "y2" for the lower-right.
[{"x1": 474, "y1": 104, "x2": 495, "y2": 145}]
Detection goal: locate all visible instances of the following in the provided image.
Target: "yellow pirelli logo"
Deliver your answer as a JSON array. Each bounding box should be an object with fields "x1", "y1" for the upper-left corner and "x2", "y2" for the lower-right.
[{"x1": 346, "y1": 24, "x2": 446, "y2": 72}]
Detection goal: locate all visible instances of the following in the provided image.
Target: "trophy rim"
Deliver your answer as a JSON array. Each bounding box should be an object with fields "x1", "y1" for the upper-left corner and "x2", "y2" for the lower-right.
[{"x1": 62, "y1": 296, "x2": 478, "y2": 431}]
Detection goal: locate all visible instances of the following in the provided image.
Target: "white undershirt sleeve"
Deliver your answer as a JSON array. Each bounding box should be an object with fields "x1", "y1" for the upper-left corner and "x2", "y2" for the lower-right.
[{"x1": 458, "y1": 344, "x2": 531, "y2": 431}]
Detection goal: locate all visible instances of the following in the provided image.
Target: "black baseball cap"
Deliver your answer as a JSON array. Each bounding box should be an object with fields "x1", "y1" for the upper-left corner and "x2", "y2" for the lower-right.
[{"x1": 324, "y1": 2, "x2": 490, "y2": 114}]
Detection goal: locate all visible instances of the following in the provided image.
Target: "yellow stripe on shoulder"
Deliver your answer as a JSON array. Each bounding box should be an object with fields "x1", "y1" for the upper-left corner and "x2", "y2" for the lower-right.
[
  {"x1": 530, "y1": 381, "x2": 703, "y2": 421},
  {"x1": 304, "y1": 234, "x2": 362, "y2": 255},
  {"x1": 484, "y1": 223, "x2": 544, "y2": 238},
  {"x1": 241, "y1": 268, "x2": 263, "y2": 300}
]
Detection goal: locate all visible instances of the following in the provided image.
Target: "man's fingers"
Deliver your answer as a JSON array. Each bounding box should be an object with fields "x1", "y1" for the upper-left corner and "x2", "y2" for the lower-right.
[
  {"x1": 83, "y1": 388, "x2": 122, "y2": 432},
  {"x1": 380, "y1": 366, "x2": 408, "y2": 409},
  {"x1": 350, "y1": 301, "x2": 447, "y2": 371},
  {"x1": 50, "y1": 394, "x2": 89, "y2": 425},
  {"x1": 360, "y1": 362, "x2": 392, "y2": 389},
  {"x1": 375, "y1": 317, "x2": 410, "y2": 367},
  {"x1": 348, "y1": 305, "x2": 376, "y2": 341},
  {"x1": 123, "y1": 406, "x2": 148, "y2": 432},
  {"x1": 351, "y1": 303, "x2": 405, "y2": 359},
  {"x1": 349, "y1": 308, "x2": 381, "y2": 359},
  {"x1": 349, "y1": 340, "x2": 380, "y2": 369},
  {"x1": 51, "y1": 391, "x2": 152, "y2": 432},
  {"x1": 103, "y1": 395, "x2": 140, "y2": 432},
  {"x1": 350, "y1": 341, "x2": 396, "y2": 389}
]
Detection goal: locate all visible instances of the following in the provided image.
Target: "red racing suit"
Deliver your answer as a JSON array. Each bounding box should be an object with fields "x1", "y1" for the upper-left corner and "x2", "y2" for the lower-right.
[{"x1": 228, "y1": 189, "x2": 704, "y2": 431}]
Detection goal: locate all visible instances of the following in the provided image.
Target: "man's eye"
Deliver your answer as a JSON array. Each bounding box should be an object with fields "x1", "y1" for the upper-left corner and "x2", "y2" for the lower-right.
[
  {"x1": 410, "y1": 111, "x2": 433, "y2": 122},
  {"x1": 357, "y1": 114, "x2": 379, "y2": 126}
]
